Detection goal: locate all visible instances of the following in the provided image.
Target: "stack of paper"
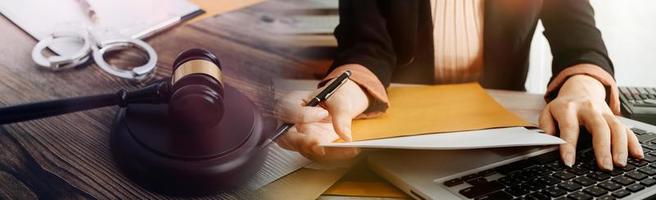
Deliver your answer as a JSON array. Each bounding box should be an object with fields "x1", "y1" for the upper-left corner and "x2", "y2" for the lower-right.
[
  {"x1": 322, "y1": 83, "x2": 564, "y2": 149},
  {"x1": 323, "y1": 127, "x2": 564, "y2": 149}
]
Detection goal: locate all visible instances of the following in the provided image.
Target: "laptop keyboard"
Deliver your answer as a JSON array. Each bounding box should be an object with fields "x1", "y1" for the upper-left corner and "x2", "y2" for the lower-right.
[
  {"x1": 443, "y1": 128, "x2": 656, "y2": 200},
  {"x1": 620, "y1": 87, "x2": 656, "y2": 107}
]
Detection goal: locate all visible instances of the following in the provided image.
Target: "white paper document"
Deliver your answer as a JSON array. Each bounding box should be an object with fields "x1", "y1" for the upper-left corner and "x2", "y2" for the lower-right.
[
  {"x1": 322, "y1": 127, "x2": 565, "y2": 150},
  {"x1": 0, "y1": 0, "x2": 201, "y2": 55}
]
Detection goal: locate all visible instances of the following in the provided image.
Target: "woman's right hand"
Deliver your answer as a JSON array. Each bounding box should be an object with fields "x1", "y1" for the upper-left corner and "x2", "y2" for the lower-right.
[{"x1": 275, "y1": 79, "x2": 369, "y2": 161}]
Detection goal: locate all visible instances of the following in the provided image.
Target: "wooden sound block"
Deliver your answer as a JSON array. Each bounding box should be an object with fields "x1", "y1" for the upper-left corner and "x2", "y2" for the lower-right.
[{"x1": 110, "y1": 84, "x2": 267, "y2": 196}]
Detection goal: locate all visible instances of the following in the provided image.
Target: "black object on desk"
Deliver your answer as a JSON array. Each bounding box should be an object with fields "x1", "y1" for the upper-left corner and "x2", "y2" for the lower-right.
[
  {"x1": 0, "y1": 49, "x2": 269, "y2": 196},
  {"x1": 620, "y1": 87, "x2": 656, "y2": 125}
]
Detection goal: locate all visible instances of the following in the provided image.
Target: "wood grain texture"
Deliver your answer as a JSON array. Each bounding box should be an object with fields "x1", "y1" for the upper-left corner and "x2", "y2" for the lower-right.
[{"x1": 0, "y1": 0, "x2": 332, "y2": 199}]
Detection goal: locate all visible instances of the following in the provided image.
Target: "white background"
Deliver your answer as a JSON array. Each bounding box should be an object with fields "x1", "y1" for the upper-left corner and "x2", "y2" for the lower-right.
[{"x1": 526, "y1": 1, "x2": 656, "y2": 93}]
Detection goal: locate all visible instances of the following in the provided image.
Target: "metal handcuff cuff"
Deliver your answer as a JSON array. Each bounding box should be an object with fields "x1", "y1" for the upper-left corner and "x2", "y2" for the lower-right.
[{"x1": 31, "y1": 31, "x2": 157, "y2": 80}]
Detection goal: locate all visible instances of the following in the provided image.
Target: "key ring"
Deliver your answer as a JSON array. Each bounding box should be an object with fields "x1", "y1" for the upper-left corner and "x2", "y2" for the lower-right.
[{"x1": 31, "y1": 30, "x2": 158, "y2": 80}]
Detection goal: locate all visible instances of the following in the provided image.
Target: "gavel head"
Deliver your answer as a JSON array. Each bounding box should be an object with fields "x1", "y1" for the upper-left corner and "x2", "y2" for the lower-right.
[
  {"x1": 112, "y1": 48, "x2": 267, "y2": 195},
  {"x1": 169, "y1": 48, "x2": 224, "y2": 130}
]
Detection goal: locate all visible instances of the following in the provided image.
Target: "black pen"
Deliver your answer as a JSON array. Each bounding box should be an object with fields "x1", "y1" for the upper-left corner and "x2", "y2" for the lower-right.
[{"x1": 262, "y1": 70, "x2": 352, "y2": 148}]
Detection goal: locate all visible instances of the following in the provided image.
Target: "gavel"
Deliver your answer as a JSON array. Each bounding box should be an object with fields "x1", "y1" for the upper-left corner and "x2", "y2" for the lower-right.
[
  {"x1": 0, "y1": 49, "x2": 268, "y2": 195},
  {"x1": 0, "y1": 48, "x2": 224, "y2": 127}
]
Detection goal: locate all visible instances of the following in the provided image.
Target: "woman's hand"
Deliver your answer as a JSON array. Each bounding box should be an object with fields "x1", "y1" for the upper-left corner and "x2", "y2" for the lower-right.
[
  {"x1": 275, "y1": 79, "x2": 369, "y2": 161},
  {"x1": 540, "y1": 75, "x2": 644, "y2": 170}
]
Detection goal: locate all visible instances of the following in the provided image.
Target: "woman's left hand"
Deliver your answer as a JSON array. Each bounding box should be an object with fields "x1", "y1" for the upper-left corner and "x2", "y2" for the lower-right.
[{"x1": 539, "y1": 74, "x2": 644, "y2": 171}]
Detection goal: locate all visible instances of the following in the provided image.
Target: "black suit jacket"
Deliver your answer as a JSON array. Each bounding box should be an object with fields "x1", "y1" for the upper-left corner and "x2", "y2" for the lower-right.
[{"x1": 330, "y1": 0, "x2": 614, "y2": 91}]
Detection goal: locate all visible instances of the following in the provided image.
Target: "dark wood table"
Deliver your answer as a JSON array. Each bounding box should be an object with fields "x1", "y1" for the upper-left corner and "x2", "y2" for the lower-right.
[{"x1": 0, "y1": 0, "x2": 333, "y2": 199}]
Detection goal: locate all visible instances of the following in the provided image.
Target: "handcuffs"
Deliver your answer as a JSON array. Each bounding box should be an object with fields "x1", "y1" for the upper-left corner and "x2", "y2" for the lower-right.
[{"x1": 31, "y1": 31, "x2": 157, "y2": 80}]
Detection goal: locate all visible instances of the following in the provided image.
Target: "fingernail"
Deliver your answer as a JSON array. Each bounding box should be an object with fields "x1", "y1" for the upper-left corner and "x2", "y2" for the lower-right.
[
  {"x1": 564, "y1": 162, "x2": 573, "y2": 168},
  {"x1": 617, "y1": 153, "x2": 628, "y2": 166},
  {"x1": 602, "y1": 156, "x2": 614, "y2": 171},
  {"x1": 312, "y1": 146, "x2": 325, "y2": 156},
  {"x1": 604, "y1": 163, "x2": 613, "y2": 171},
  {"x1": 563, "y1": 154, "x2": 574, "y2": 167}
]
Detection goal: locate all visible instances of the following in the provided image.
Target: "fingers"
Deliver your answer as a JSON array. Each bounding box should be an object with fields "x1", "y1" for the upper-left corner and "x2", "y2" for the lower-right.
[
  {"x1": 276, "y1": 126, "x2": 361, "y2": 161},
  {"x1": 580, "y1": 110, "x2": 613, "y2": 170},
  {"x1": 298, "y1": 123, "x2": 340, "y2": 156},
  {"x1": 603, "y1": 114, "x2": 628, "y2": 167},
  {"x1": 278, "y1": 128, "x2": 322, "y2": 154},
  {"x1": 331, "y1": 111, "x2": 353, "y2": 142},
  {"x1": 277, "y1": 92, "x2": 330, "y2": 124},
  {"x1": 553, "y1": 104, "x2": 580, "y2": 167},
  {"x1": 302, "y1": 129, "x2": 326, "y2": 156},
  {"x1": 539, "y1": 106, "x2": 556, "y2": 135},
  {"x1": 550, "y1": 99, "x2": 631, "y2": 170},
  {"x1": 295, "y1": 107, "x2": 330, "y2": 123},
  {"x1": 627, "y1": 128, "x2": 644, "y2": 159},
  {"x1": 322, "y1": 79, "x2": 369, "y2": 142},
  {"x1": 275, "y1": 126, "x2": 300, "y2": 150},
  {"x1": 315, "y1": 147, "x2": 360, "y2": 161}
]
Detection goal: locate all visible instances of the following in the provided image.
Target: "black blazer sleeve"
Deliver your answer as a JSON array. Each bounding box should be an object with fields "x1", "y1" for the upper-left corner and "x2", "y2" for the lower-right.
[
  {"x1": 329, "y1": 0, "x2": 397, "y2": 87},
  {"x1": 540, "y1": 0, "x2": 614, "y2": 82}
]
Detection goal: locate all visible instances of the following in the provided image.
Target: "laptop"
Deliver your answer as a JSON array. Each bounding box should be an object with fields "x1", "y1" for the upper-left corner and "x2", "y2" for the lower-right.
[{"x1": 368, "y1": 117, "x2": 656, "y2": 200}]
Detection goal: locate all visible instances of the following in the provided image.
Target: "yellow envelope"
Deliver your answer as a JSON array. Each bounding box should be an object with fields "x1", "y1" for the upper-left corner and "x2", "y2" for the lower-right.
[
  {"x1": 323, "y1": 181, "x2": 408, "y2": 198},
  {"x1": 351, "y1": 83, "x2": 532, "y2": 141},
  {"x1": 323, "y1": 159, "x2": 408, "y2": 198}
]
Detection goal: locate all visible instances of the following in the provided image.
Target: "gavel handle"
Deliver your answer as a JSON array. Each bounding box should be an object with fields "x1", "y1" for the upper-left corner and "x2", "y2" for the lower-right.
[{"x1": 0, "y1": 81, "x2": 168, "y2": 124}]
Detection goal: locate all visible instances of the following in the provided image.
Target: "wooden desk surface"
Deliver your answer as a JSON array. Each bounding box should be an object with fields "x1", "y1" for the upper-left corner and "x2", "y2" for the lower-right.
[{"x1": 0, "y1": 0, "x2": 333, "y2": 199}]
